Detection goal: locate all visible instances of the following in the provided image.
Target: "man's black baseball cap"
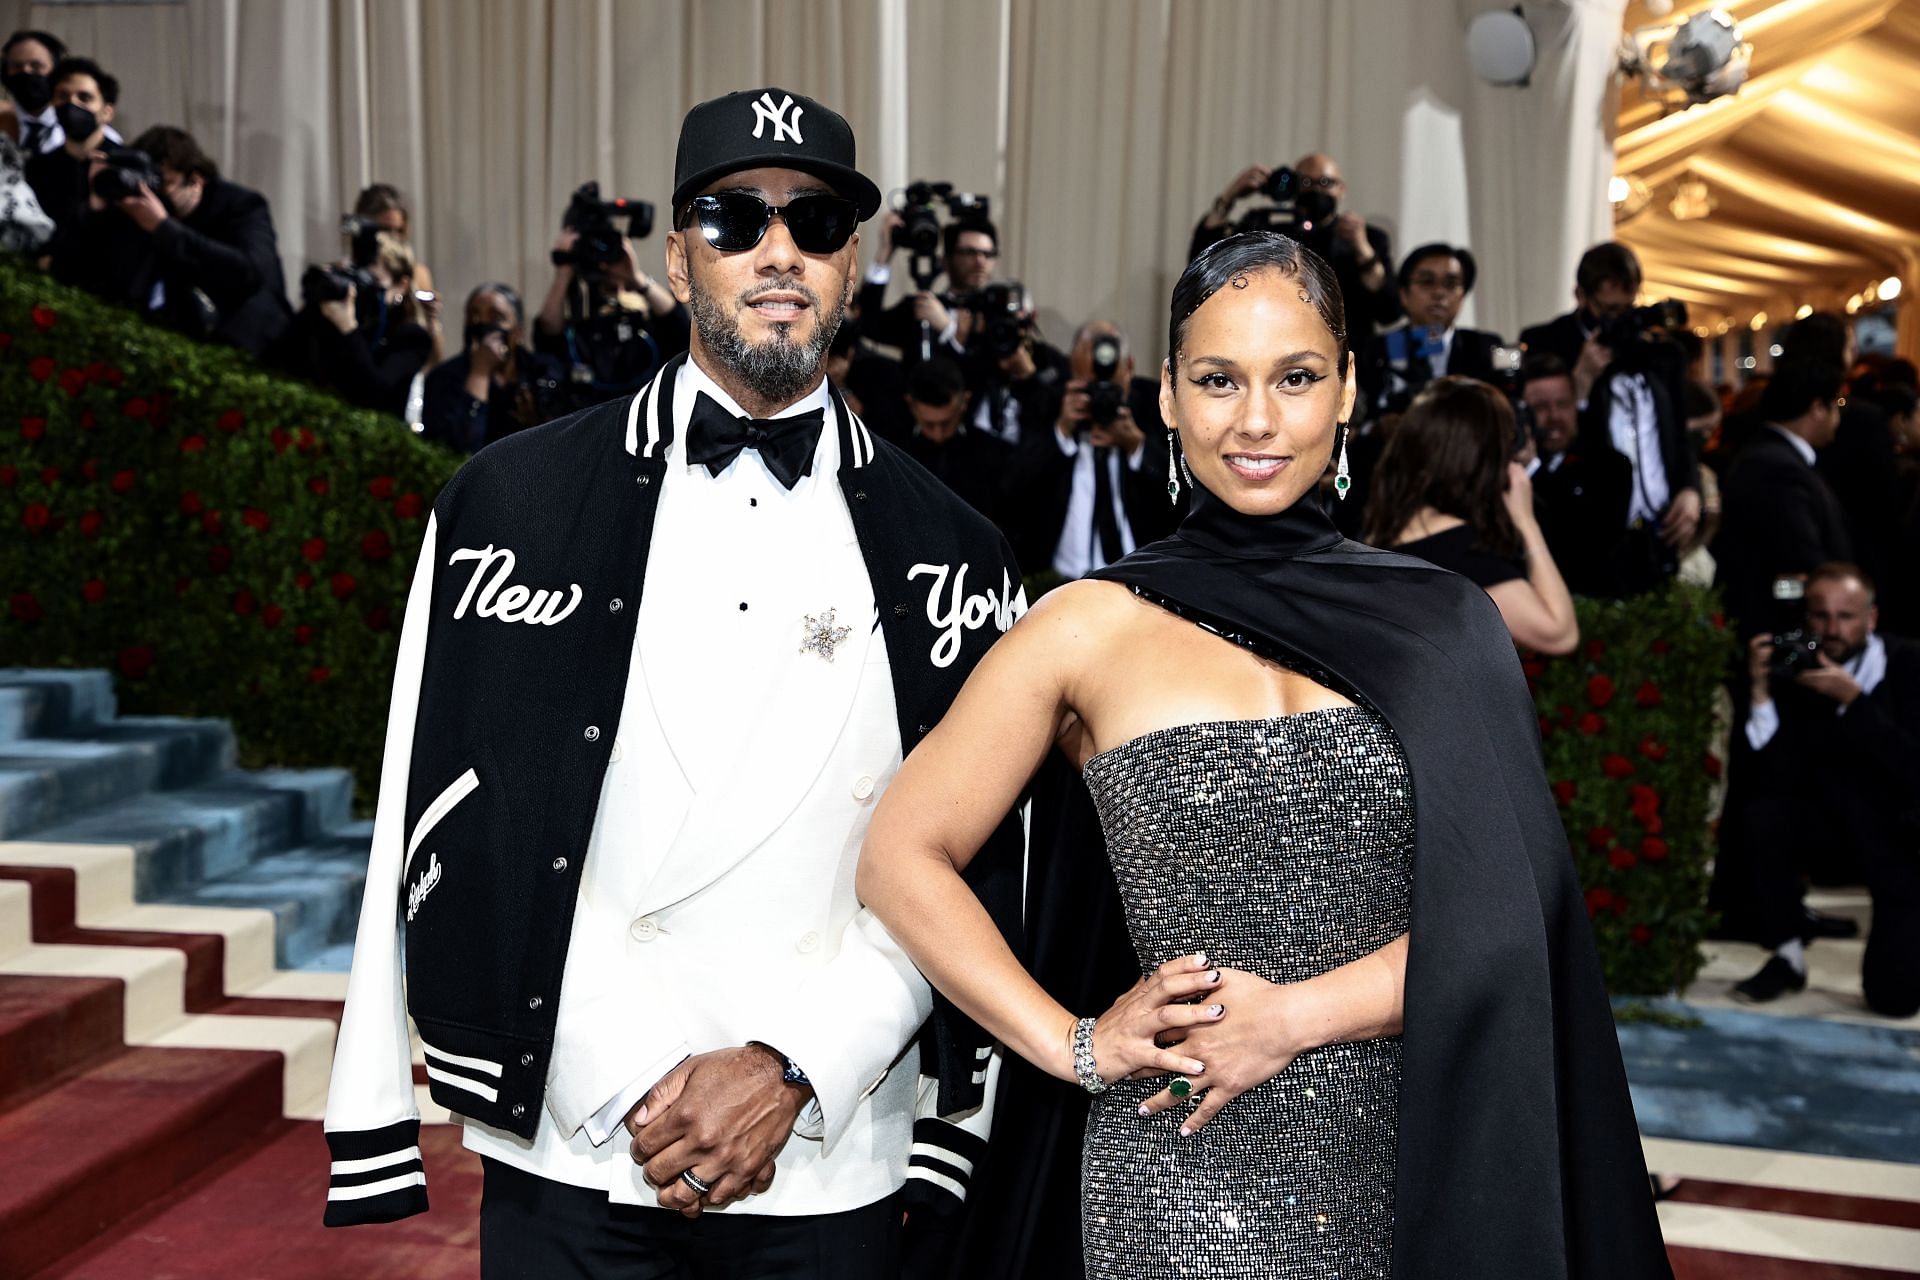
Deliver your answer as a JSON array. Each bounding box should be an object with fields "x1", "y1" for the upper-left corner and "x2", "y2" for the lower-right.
[{"x1": 671, "y1": 88, "x2": 882, "y2": 224}]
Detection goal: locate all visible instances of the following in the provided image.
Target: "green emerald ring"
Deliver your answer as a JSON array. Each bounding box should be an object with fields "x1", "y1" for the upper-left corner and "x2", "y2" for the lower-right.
[{"x1": 1168, "y1": 1077, "x2": 1193, "y2": 1099}]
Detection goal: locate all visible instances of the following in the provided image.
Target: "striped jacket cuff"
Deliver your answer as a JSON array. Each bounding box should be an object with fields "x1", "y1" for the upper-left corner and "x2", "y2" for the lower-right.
[
  {"x1": 323, "y1": 1119, "x2": 429, "y2": 1226},
  {"x1": 902, "y1": 1117, "x2": 988, "y2": 1215}
]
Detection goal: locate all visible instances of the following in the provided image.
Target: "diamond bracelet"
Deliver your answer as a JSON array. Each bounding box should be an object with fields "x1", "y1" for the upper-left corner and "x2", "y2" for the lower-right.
[{"x1": 1072, "y1": 1016, "x2": 1108, "y2": 1095}]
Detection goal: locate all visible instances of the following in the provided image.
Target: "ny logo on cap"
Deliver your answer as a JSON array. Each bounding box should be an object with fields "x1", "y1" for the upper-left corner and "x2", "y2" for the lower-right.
[{"x1": 751, "y1": 92, "x2": 805, "y2": 145}]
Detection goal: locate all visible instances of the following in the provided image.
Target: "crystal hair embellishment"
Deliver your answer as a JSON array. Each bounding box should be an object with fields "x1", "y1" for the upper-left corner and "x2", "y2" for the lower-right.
[{"x1": 800, "y1": 607, "x2": 852, "y2": 662}]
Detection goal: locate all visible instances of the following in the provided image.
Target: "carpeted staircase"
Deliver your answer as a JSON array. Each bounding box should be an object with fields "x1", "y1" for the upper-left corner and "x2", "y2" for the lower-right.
[{"x1": 0, "y1": 668, "x2": 479, "y2": 1278}]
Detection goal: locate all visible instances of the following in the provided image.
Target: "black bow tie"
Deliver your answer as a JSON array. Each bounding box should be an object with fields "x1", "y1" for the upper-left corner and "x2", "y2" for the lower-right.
[{"x1": 684, "y1": 392, "x2": 825, "y2": 489}]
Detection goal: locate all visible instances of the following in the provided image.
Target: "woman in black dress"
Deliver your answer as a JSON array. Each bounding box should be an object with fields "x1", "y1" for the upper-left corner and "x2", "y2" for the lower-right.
[{"x1": 1364, "y1": 376, "x2": 1580, "y2": 653}]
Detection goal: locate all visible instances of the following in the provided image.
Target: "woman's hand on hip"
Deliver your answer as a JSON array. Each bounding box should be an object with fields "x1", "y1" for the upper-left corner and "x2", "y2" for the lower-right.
[
  {"x1": 1088, "y1": 952, "x2": 1223, "y2": 1084},
  {"x1": 1138, "y1": 967, "x2": 1302, "y2": 1134}
]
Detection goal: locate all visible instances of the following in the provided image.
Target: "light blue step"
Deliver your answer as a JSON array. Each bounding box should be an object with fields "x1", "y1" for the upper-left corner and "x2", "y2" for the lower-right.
[
  {"x1": 169, "y1": 836, "x2": 373, "y2": 970},
  {"x1": 0, "y1": 719, "x2": 236, "y2": 839},
  {"x1": 0, "y1": 669, "x2": 116, "y2": 738},
  {"x1": 17, "y1": 768, "x2": 359, "y2": 900},
  {"x1": 0, "y1": 686, "x2": 44, "y2": 744}
]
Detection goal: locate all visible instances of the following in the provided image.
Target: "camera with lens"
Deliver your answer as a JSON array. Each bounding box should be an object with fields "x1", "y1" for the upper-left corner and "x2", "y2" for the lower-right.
[
  {"x1": 92, "y1": 148, "x2": 162, "y2": 203},
  {"x1": 1237, "y1": 165, "x2": 1338, "y2": 241},
  {"x1": 1488, "y1": 344, "x2": 1537, "y2": 456},
  {"x1": 956, "y1": 281, "x2": 1030, "y2": 360},
  {"x1": 1768, "y1": 628, "x2": 1822, "y2": 679},
  {"x1": 299, "y1": 261, "x2": 377, "y2": 310},
  {"x1": 897, "y1": 180, "x2": 991, "y2": 291},
  {"x1": 1085, "y1": 333, "x2": 1127, "y2": 429},
  {"x1": 1595, "y1": 298, "x2": 1689, "y2": 351},
  {"x1": 552, "y1": 181, "x2": 654, "y2": 272}
]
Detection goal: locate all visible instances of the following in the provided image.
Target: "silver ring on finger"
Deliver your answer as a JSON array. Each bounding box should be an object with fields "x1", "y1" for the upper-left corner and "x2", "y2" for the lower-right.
[{"x1": 680, "y1": 1168, "x2": 713, "y2": 1197}]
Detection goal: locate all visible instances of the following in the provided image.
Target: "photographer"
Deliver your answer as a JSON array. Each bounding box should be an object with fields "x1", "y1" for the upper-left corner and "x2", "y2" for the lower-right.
[
  {"x1": 1191, "y1": 153, "x2": 1399, "y2": 337},
  {"x1": 1003, "y1": 321, "x2": 1174, "y2": 577},
  {"x1": 1519, "y1": 242, "x2": 1701, "y2": 595},
  {"x1": 271, "y1": 229, "x2": 433, "y2": 418},
  {"x1": 1711, "y1": 358, "x2": 1852, "y2": 639},
  {"x1": 23, "y1": 56, "x2": 121, "y2": 240},
  {"x1": 858, "y1": 209, "x2": 996, "y2": 358},
  {"x1": 1356, "y1": 243, "x2": 1504, "y2": 424},
  {"x1": 1522, "y1": 354, "x2": 1631, "y2": 597},
  {"x1": 354, "y1": 183, "x2": 443, "y2": 362},
  {"x1": 1717, "y1": 565, "x2": 1920, "y2": 1014},
  {"x1": 533, "y1": 182, "x2": 687, "y2": 413},
  {"x1": 420, "y1": 282, "x2": 565, "y2": 453},
  {"x1": 898, "y1": 355, "x2": 1009, "y2": 523}
]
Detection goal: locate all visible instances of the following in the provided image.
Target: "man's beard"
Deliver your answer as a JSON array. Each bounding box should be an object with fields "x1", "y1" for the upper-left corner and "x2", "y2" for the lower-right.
[{"x1": 689, "y1": 277, "x2": 844, "y2": 407}]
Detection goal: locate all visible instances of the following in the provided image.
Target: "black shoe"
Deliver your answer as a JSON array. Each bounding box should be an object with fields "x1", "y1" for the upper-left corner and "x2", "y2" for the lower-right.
[
  {"x1": 1800, "y1": 909, "x2": 1860, "y2": 941},
  {"x1": 1732, "y1": 955, "x2": 1808, "y2": 1004}
]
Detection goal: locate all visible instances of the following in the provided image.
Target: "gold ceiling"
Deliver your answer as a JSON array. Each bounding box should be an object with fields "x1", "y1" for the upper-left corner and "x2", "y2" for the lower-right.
[{"x1": 1612, "y1": 0, "x2": 1919, "y2": 353}]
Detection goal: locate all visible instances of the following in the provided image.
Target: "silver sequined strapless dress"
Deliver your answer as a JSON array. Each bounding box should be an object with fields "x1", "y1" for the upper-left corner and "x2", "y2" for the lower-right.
[{"x1": 1078, "y1": 707, "x2": 1414, "y2": 1280}]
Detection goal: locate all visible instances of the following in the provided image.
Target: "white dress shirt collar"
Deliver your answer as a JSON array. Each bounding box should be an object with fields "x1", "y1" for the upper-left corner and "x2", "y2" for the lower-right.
[
  {"x1": 1764, "y1": 422, "x2": 1817, "y2": 468},
  {"x1": 673, "y1": 357, "x2": 837, "y2": 486}
]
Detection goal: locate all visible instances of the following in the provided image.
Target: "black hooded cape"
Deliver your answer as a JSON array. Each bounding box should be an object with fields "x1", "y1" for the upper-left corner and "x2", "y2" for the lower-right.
[{"x1": 955, "y1": 485, "x2": 1670, "y2": 1280}]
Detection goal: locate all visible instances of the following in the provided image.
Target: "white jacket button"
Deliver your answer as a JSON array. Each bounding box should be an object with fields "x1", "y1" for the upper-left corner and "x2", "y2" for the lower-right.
[
  {"x1": 630, "y1": 916, "x2": 659, "y2": 943},
  {"x1": 584, "y1": 725, "x2": 600, "y2": 742},
  {"x1": 852, "y1": 775, "x2": 875, "y2": 800},
  {"x1": 796, "y1": 931, "x2": 820, "y2": 954}
]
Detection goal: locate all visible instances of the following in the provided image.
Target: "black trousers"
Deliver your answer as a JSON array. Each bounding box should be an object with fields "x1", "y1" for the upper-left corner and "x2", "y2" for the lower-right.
[{"x1": 479, "y1": 1157, "x2": 901, "y2": 1280}]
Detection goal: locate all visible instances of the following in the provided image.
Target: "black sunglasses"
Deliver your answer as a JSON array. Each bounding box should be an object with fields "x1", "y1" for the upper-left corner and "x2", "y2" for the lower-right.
[{"x1": 686, "y1": 192, "x2": 859, "y2": 254}]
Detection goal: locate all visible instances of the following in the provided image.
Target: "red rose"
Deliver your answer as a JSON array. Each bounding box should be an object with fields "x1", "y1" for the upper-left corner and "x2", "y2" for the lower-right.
[
  {"x1": 80, "y1": 459, "x2": 98, "y2": 480},
  {"x1": 1640, "y1": 837, "x2": 1668, "y2": 861},
  {"x1": 1629, "y1": 783, "x2": 1660, "y2": 814},
  {"x1": 22, "y1": 502, "x2": 51, "y2": 533},
  {"x1": 1586, "y1": 674, "x2": 1616, "y2": 707},
  {"x1": 1608, "y1": 847, "x2": 1638, "y2": 871},
  {"x1": 365, "y1": 606, "x2": 392, "y2": 631},
  {"x1": 104, "y1": 367, "x2": 124, "y2": 387},
  {"x1": 1577, "y1": 712, "x2": 1605, "y2": 736},
  {"x1": 10, "y1": 592, "x2": 43, "y2": 623},
  {"x1": 1584, "y1": 887, "x2": 1614, "y2": 916},
  {"x1": 216, "y1": 409, "x2": 245, "y2": 433},
  {"x1": 179, "y1": 492, "x2": 203, "y2": 515},
  {"x1": 242, "y1": 508, "x2": 270, "y2": 531},
  {"x1": 1586, "y1": 639, "x2": 1606, "y2": 661},
  {"x1": 81, "y1": 579, "x2": 106, "y2": 604},
  {"x1": 20, "y1": 416, "x2": 45, "y2": 440},
  {"x1": 295, "y1": 572, "x2": 314, "y2": 591},
  {"x1": 296, "y1": 428, "x2": 316, "y2": 453},
  {"x1": 367, "y1": 475, "x2": 395, "y2": 500},
  {"x1": 79, "y1": 510, "x2": 103, "y2": 538},
  {"x1": 394, "y1": 493, "x2": 425, "y2": 519},
  {"x1": 262, "y1": 604, "x2": 285, "y2": 628},
  {"x1": 117, "y1": 646, "x2": 155, "y2": 679},
  {"x1": 1586, "y1": 825, "x2": 1614, "y2": 850},
  {"x1": 30, "y1": 304, "x2": 56, "y2": 330},
  {"x1": 1538, "y1": 716, "x2": 1553, "y2": 737},
  {"x1": 1651, "y1": 639, "x2": 1672, "y2": 656},
  {"x1": 39, "y1": 466, "x2": 59, "y2": 485},
  {"x1": 1551, "y1": 780, "x2": 1577, "y2": 807},
  {"x1": 28, "y1": 355, "x2": 55, "y2": 381},
  {"x1": 1634, "y1": 680, "x2": 1663, "y2": 708},
  {"x1": 0, "y1": 466, "x2": 14, "y2": 487},
  {"x1": 270, "y1": 428, "x2": 291, "y2": 453},
  {"x1": 122, "y1": 396, "x2": 149, "y2": 418},
  {"x1": 180, "y1": 435, "x2": 207, "y2": 455},
  {"x1": 208, "y1": 545, "x2": 233, "y2": 573},
  {"x1": 308, "y1": 477, "x2": 329, "y2": 496},
  {"x1": 232, "y1": 589, "x2": 257, "y2": 616},
  {"x1": 294, "y1": 624, "x2": 315, "y2": 645},
  {"x1": 301, "y1": 537, "x2": 326, "y2": 562},
  {"x1": 360, "y1": 530, "x2": 392, "y2": 560},
  {"x1": 309, "y1": 666, "x2": 332, "y2": 683},
  {"x1": 110, "y1": 470, "x2": 135, "y2": 494},
  {"x1": 79, "y1": 410, "x2": 96, "y2": 430},
  {"x1": 1710, "y1": 611, "x2": 1726, "y2": 630},
  {"x1": 58, "y1": 368, "x2": 85, "y2": 396},
  {"x1": 331, "y1": 572, "x2": 358, "y2": 599},
  {"x1": 1630, "y1": 924, "x2": 1652, "y2": 946},
  {"x1": 1704, "y1": 751, "x2": 1723, "y2": 780},
  {"x1": 201, "y1": 511, "x2": 222, "y2": 534},
  {"x1": 1521, "y1": 657, "x2": 1546, "y2": 679},
  {"x1": 1639, "y1": 734, "x2": 1668, "y2": 761},
  {"x1": 1556, "y1": 703, "x2": 1574, "y2": 727},
  {"x1": 1602, "y1": 754, "x2": 1635, "y2": 779}
]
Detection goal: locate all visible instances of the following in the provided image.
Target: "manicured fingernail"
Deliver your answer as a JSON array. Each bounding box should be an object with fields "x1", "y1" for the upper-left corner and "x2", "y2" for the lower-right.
[
  {"x1": 1193, "y1": 952, "x2": 1208, "y2": 968},
  {"x1": 1207, "y1": 1004, "x2": 1224, "y2": 1017},
  {"x1": 1137, "y1": 1103, "x2": 1150, "y2": 1116},
  {"x1": 1179, "y1": 1126, "x2": 1193, "y2": 1137},
  {"x1": 1208, "y1": 969, "x2": 1221, "y2": 984},
  {"x1": 1188, "y1": 1061, "x2": 1206, "y2": 1073}
]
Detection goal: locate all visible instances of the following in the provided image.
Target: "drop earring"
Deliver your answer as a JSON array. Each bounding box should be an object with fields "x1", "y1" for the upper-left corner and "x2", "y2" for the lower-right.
[
  {"x1": 1166, "y1": 429, "x2": 1181, "y2": 503},
  {"x1": 1334, "y1": 422, "x2": 1352, "y2": 501}
]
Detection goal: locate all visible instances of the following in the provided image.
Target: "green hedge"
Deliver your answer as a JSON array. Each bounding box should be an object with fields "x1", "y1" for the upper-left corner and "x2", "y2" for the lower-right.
[
  {"x1": 1530, "y1": 583, "x2": 1733, "y2": 995},
  {"x1": 0, "y1": 258, "x2": 459, "y2": 806}
]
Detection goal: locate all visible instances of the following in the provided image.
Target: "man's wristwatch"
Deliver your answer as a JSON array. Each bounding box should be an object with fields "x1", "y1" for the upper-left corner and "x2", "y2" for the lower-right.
[{"x1": 751, "y1": 1041, "x2": 810, "y2": 1088}]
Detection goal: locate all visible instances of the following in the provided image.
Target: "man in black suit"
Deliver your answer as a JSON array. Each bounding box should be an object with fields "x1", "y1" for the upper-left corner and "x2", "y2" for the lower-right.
[
  {"x1": 1004, "y1": 321, "x2": 1176, "y2": 578},
  {"x1": 1719, "y1": 564, "x2": 1920, "y2": 1013},
  {"x1": 1522, "y1": 355, "x2": 1631, "y2": 596},
  {"x1": 1711, "y1": 358, "x2": 1852, "y2": 639},
  {"x1": 23, "y1": 56, "x2": 119, "y2": 240},
  {"x1": 1520, "y1": 242, "x2": 1701, "y2": 595},
  {"x1": 1356, "y1": 243, "x2": 1504, "y2": 422},
  {"x1": 899, "y1": 355, "x2": 1010, "y2": 526}
]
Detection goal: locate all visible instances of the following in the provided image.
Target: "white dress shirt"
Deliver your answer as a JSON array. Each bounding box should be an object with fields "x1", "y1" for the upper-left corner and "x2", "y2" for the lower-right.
[
  {"x1": 1050, "y1": 430, "x2": 1145, "y2": 579},
  {"x1": 1606, "y1": 370, "x2": 1670, "y2": 526}
]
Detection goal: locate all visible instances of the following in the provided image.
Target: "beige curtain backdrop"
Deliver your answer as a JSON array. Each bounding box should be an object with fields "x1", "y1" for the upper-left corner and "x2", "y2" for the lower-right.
[{"x1": 6, "y1": 0, "x2": 1625, "y2": 361}]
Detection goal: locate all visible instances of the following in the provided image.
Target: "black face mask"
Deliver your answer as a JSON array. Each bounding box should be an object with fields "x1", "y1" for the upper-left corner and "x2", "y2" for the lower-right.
[
  {"x1": 54, "y1": 102, "x2": 98, "y2": 141},
  {"x1": 1296, "y1": 189, "x2": 1338, "y2": 229},
  {"x1": 4, "y1": 71, "x2": 52, "y2": 115}
]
